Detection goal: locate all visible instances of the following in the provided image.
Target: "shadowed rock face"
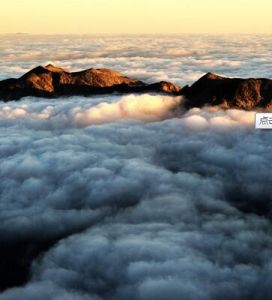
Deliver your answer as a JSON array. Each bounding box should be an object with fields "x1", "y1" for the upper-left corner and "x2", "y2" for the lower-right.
[
  {"x1": 0, "y1": 64, "x2": 181, "y2": 101},
  {"x1": 181, "y1": 72, "x2": 272, "y2": 110}
]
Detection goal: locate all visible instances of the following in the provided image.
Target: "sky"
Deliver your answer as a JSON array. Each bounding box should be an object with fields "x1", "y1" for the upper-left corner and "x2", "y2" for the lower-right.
[{"x1": 0, "y1": 0, "x2": 272, "y2": 34}]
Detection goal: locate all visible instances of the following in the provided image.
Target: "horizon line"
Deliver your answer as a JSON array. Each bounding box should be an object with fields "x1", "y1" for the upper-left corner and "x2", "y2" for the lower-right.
[{"x1": 1, "y1": 32, "x2": 272, "y2": 36}]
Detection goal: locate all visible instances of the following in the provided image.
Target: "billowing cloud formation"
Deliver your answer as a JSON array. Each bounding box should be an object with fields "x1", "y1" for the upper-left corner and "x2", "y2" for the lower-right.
[
  {"x1": 0, "y1": 92, "x2": 272, "y2": 300},
  {"x1": 73, "y1": 94, "x2": 181, "y2": 125},
  {"x1": 1, "y1": 33, "x2": 272, "y2": 299},
  {"x1": 0, "y1": 94, "x2": 181, "y2": 129},
  {"x1": 0, "y1": 95, "x2": 256, "y2": 129}
]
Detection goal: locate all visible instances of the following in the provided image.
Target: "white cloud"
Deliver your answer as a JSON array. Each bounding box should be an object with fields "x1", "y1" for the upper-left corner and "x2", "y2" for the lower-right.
[
  {"x1": 0, "y1": 93, "x2": 271, "y2": 299},
  {"x1": 1, "y1": 34, "x2": 271, "y2": 84},
  {"x1": 0, "y1": 34, "x2": 272, "y2": 300}
]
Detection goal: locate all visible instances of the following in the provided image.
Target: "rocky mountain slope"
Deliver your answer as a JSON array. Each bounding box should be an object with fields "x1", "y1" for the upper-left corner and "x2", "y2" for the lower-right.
[
  {"x1": 181, "y1": 72, "x2": 272, "y2": 110},
  {"x1": 0, "y1": 64, "x2": 181, "y2": 101},
  {"x1": 0, "y1": 65, "x2": 272, "y2": 110}
]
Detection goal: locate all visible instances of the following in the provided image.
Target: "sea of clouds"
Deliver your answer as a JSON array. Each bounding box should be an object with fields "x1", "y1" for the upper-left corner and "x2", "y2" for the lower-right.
[
  {"x1": 0, "y1": 35, "x2": 272, "y2": 300},
  {"x1": 0, "y1": 34, "x2": 272, "y2": 85}
]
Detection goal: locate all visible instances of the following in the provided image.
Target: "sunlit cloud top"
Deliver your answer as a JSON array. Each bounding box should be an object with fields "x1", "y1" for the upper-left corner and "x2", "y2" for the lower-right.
[{"x1": 0, "y1": 0, "x2": 272, "y2": 34}]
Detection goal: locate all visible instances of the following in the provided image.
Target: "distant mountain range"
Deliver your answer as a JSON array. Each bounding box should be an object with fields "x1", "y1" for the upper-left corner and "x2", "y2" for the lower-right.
[{"x1": 1, "y1": 64, "x2": 272, "y2": 110}]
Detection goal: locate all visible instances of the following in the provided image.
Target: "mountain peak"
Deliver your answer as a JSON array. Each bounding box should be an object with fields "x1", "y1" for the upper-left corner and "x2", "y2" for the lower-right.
[
  {"x1": 1, "y1": 65, "x2": 272, "y2": 110},
  {"x1": 0, "y1": 65, "x2": 181, "y2": 100},
  {"x1": 201, "y1": 72, "x2": 225, "y2": 80},
  {"x1": 45, "y1": 64, "x2": 66, "y2": 73}
]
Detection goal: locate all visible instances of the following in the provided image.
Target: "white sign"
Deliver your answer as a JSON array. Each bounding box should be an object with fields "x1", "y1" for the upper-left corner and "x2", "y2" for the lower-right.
[{"x1": 255, "y1": 113, "x2": 272, "y2": 129}]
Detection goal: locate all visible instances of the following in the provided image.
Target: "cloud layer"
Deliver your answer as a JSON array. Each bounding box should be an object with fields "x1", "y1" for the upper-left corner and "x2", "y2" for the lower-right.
[
  {"x1": 0, "y1": 92, "x2": 271, "y2": 299},
  {"x1": 1, "y1": 34, "x2": 272, "y2": 299},
  {"x1": 1, "y1": 34, "x2": 272, "y2": 86}
]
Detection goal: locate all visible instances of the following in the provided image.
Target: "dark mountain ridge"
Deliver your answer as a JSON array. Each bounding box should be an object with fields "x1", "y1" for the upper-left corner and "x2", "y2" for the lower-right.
[
  {"x1": 0, "y1": 64, "x2": 181, "y2": 100},
  {"x1": 1, "y1": 65, "x2": 272, "y2": 110},
  {"x1": 181, "y1": 72, "x2": 272, "y2": 110}
]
